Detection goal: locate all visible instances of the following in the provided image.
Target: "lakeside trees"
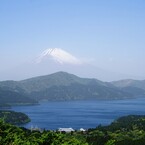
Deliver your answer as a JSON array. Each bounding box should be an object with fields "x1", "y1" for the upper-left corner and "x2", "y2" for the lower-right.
[{"x1": 0, "y1": 110, "x2": 30, "y2": 125}]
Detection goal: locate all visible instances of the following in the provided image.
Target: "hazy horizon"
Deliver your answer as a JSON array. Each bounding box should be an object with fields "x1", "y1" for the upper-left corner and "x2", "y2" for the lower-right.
[{"x1": 0, "y1": 0, "x2": 145, "y2": 81}]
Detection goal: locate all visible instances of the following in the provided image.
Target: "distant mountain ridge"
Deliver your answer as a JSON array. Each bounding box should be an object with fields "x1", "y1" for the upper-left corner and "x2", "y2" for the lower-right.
[
  {"x1": 0, "y1": 87, "x2": 38, "y2": 107},
  {"x1": 1, "y1": 71, "x2": 145, "y2": 103},
  {"x1": 111, "y1": 79, "x2": 145, "y2": 97},
  {"x1": 111, "y1": 79, "x2": 145, "y2": 90}
]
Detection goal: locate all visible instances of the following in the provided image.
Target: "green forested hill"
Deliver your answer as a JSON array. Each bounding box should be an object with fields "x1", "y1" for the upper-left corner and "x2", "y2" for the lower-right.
[
  {"x1": 0, "y1": 72, "x2": 145, "y2": 102},
  {"x1": 0, "y1": 110, "x2": 30, "y2": 125},
  {"x1": 0, "y1": 87, "x2": 38, "y2": 107},
  {"x1": 20, "y1": 71, "x2": 95, "y2": 92},
  {"x1": 0, "y1": 72, "x2": 137, "y2": 101},
  {"x1": 30, "y1": 82, "x2": 132, "y2": 101}
]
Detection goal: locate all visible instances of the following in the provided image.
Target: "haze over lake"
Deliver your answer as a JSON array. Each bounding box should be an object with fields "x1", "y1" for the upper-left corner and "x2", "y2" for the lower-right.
[{"x1": 12, "y1": 97, "x2": 145, "y2": 130}]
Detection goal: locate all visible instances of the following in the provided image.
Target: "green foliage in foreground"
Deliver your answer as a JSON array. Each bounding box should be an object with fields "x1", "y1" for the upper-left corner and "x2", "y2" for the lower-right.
[
  {"x1": 87, "y1": 115, "x2": 145, "y2": 145},
  {"x1": 1, "y1": 115, "x2": 145, "y2": 145},
  {"x1": 0, "y1": 120, "x2": 88, "y2": 145}
]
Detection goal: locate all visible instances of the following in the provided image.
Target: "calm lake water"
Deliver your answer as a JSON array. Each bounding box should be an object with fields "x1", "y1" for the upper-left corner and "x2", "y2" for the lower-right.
[{"x1": 12, "y1": 98, "x2": 145, "y2": 130}]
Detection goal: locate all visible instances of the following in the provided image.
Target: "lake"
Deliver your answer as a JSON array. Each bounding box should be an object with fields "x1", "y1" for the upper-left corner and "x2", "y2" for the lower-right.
[{"x1": 12, "y1": 97, "x2": 145, "y2": 130}]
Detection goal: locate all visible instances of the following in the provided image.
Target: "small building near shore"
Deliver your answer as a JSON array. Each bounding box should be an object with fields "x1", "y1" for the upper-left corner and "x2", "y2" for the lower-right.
[
  {"x1": 79, "y1": 128, "x2": 86, "y2": 132},
  {"x1": 58, "y1": 128, "x2": 74, "y2": 133}
]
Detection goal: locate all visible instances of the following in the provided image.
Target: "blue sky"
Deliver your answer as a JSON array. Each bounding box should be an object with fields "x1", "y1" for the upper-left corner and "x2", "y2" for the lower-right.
[{"x1": 0, "y1": 0, "x2": 145, "y2": 79}]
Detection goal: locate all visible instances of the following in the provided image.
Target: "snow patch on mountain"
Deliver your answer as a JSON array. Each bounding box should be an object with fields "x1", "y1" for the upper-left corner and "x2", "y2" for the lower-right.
[{"x1": 35, "y1": 48, "x2": 82, "y2": 65}]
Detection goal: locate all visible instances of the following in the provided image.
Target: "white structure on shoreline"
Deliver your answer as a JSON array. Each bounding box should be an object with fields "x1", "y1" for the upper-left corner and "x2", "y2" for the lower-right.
[
  {"x1": 58, "y1": 128, "x2": 74, "y2": 133},
  {"x1": 79, "y1": 128, "x2": 86, "y2": 132}
]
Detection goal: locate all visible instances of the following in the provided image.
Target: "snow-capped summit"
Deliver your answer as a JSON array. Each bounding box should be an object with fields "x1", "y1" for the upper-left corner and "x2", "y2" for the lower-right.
[
  {"x1": 35, "y1": 48, "x2": 82, "y2": 65},
  {"x1": 0, "y1": 47, "x2": 134, "y2": 81}
]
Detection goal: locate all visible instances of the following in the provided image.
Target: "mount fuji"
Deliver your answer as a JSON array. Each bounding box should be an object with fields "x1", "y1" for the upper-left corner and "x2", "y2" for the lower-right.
[
  {"x1": 35, "y1": 48, "x2": 82, "y2": 65},
  {"x1": 31, "y1": 48, "x2": 116, "y2": 81},
  {"x1": 0, "y1": 48, "x2": 134, "y2": 81}
]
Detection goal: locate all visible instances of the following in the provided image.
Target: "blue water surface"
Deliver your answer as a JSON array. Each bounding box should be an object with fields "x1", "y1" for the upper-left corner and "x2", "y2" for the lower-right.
[{"x1": 12, "y1": 98, "x2": 145, "y2": 130}]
